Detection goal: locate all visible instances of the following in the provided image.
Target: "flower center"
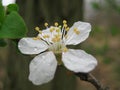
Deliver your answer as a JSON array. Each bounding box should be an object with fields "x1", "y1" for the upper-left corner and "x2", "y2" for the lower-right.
[
  {"x1": 33, "y1": 20, "x2": 80, "y2": 54},
  {"x1": 48, "y1": 42, "x2": 67, "y2": 54}
]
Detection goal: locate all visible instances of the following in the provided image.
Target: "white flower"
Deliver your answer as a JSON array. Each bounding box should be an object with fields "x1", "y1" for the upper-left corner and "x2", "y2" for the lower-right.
[
  {"x1": 2, "y1": 0, "x2": 16, "y2": 6},
  {"x1": 18, "y1": 21, "x2": 97, "y2": 85}
]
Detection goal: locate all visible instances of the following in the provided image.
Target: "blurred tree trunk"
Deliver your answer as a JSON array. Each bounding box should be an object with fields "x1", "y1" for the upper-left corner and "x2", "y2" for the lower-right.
[{"x1": 4, "y1": 0, "x2": 84, "y2": 90}]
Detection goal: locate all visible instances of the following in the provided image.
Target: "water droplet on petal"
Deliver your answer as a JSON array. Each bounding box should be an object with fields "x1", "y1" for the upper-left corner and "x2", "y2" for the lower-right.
[{"x1": 34, "y1": 47, "x2": 38, "y2": 51}]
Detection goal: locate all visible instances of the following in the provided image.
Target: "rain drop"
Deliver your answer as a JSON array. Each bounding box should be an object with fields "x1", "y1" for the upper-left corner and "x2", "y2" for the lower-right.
[{"x1": 34, "y1": 47, "x2": 38, "y2": 51}]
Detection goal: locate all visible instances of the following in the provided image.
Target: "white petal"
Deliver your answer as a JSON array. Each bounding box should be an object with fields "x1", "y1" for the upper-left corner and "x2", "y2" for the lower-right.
[
  {"x1": 29, "y1": 51, "x2": 57, "y2": 85},
  {"x1": 62, "y1": 49, "x2": 97, "y2": 73},
  {"x1": 65, "y1": 21, "x2": 91, "y2": 45},
  {"x1": 2, "y1": 0, "x2": 16, "y2": 6},
  {"x1": 18, "y1": 38, "x2": 48, "y2": 54}
]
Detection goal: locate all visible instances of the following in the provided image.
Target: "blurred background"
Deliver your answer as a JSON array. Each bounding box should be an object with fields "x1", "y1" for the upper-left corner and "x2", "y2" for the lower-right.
[{"x1": 0, "y1": 0, "x2": 120, "y2": 90}]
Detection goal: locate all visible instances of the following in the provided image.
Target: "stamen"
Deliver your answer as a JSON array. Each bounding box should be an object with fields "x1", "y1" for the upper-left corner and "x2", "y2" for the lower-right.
[
  {"x1": 52, "y1": 38, "x2": 57, "y2": 42},
  {"x1": 56, "y1": 28, "x2": 60, "y2": 33},
  {"x1": 35, "y1": 27, "x2": 40, "y2": 32},
  {"x1": 63, "y1": 24, "x2": 67, "y2": 28},
  {"x1": 43, "y1": 35, "x2": 50, "y2": 38},
  {"x1": 50, "y1": 27, "x2": 55, "y2": 32},
  {"x1": 63, "y1": 47, "x2": 68, "y2": 52},
  {"x1": 61, "y1": 22, "x2": 67, "y2": 39},
  {"x1": 56, "y1": 38, "x2": 60, "y2": 42},
  {"x1": 33, "y1": 36, "x2": 41, "y2": 40},
  {"x1": 61, "y1": 20, "x2": 69, "y2": 39},
  {"x1": 44, "y1": 22, "x2": 48, "y2": 27},
  {"x1": 42, "y1": 34, "x2": 51, "y2": 45},
  {"x1": 63, "y1": 20, "x2": 67, "y2": 24},
  {"x1": 59, "y1": 25, "x2": 62, "y2": 29},
  {"x1": 54, "y1": 22, "x2": 59, "y2": 27},
  {"x1": 54, "y1": 34, "x2": 61, "y2": 38},
  {"x1": 33, "y1": 20, "x2": 71, "y2": 55},
  {"x1": 35, "y1": 27, "x2": 39, "y2": 31},
  {"x1": 35, "y1": 27, "x2": 42, "y2": 34},
  {"x1": 52, "y1": 34, "x2": 61, "y2": 42},
  {"x1": 65, "y1": 27, "x2": 70, "y2": 31},
  {"x1": 61, "y1": 24, "x2": 68, "y2": 39}
]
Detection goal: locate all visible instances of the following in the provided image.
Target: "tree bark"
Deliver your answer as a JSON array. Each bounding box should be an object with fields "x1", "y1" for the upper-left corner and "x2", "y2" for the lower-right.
[{"x1": 75, "y1": 73, "x2": 110, "y2": 90}]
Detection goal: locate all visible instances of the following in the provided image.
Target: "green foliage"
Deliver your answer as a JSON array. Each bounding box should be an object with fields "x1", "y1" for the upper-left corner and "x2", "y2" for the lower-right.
[
  {"x1": 0, "y1": 39, "x2": 7, "y2": 47},
  {"x1": 0, "y1": 3, "x2": 27, "y2": 39},
  {"x1": 0, "y1": 1, "x2": 5, "y2": 27},
  {"x1": 7, "y1": 4, "x2": 19, "y2": 13},
  {"x1": 0, "y1": 11, "x2": 27, "y2": 38}
]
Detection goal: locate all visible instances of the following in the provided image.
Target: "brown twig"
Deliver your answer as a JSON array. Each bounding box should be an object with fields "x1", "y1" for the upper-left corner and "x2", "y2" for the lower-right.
[{"x1": 75, "y1": 73, "x2": 110, "y2": 90}]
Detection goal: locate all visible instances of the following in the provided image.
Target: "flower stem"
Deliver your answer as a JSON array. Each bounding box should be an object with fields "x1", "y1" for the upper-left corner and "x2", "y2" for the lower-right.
[{"x1": 75, "y1": 73, "x2": 110, "y2": 90}]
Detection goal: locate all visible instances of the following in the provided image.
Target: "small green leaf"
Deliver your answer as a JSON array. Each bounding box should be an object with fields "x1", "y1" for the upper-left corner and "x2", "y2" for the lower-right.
[
  {"x1": 7, "y1": 4, "x2": 19, "y2": 13},
  {"x1": 0, "y1": 39, "x2": 7, "y2": 47},
  {"x1": 0, "y1": 11, "x2": 27, "y2": 38}
]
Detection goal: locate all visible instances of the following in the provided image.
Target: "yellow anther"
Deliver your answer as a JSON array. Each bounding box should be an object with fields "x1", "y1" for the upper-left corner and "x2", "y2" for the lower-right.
[
  {"x1": 54, "y1": 22, "x2": 59, "y2": 27},
  {"x1": 59, "y1": 25, "x2": 62, "y2": 29},
  {"x1": 35, "y1": 27, "x2": 42, "y2": 34},
  {"x1": 54, "y1": 35, "x2": 60, "y2": 40},
  {"x1": 56, "y1": 28, "x2": 60, "y2": 32},
  {"x1": 33, "y1": 36, "x2": 41, "y2": 40},
  {"x1": 63, "y1": 20, "x2": 67, "y2": 24},
  {"x1": 64, "y1": 24, "x2": 67, "y2": 28},
  {"x1": 63, "y1": 47, "x2": 68, "y2": 52},
  {"x1": 39, "y1": 31, "x2": 42, "y2": 34},
  {"x1": 46, "y1": 35, "x2": 50, "y2": 38},
  {"x1": 33, "y1": 37, "x2": 38, "y2": 40},
  {"x1": 43, "y1": 35, "x2": 50, "y2": 38},
  {"x1": 65, "y1": 27, "x2": 70, "y2": 31},
  {"x1": 52, "y1": 38, "x2": 57, "y2": 42},
  {"x1": 35, "y1": 27, "x2": 40, "y2": 31},
  {"x1": 50, "y1": 27, "x2": 55, "y2": 32},
  {"x1": 44, "y1": 22, "x2": 48, "y2": 27},
  {"x1": 54, "y1": 34, "x2": 61, "y2": 38},
  {"x1": 52, "y1": 34, "x2": 61, "y2": 42},
  {"x1": 56, "y1": 37, "x2": 60, "y2": 42},
  {"x1": 74, "y1": 28, "x2": 80, "y2": 35}
]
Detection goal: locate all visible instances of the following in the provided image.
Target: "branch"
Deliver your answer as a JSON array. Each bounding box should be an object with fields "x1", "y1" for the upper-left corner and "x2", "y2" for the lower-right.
[{"x1": 75, "y1": 73, "x2": 110, "y2": 90}]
